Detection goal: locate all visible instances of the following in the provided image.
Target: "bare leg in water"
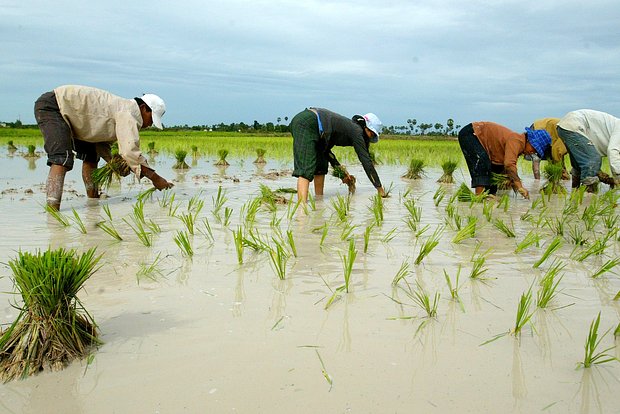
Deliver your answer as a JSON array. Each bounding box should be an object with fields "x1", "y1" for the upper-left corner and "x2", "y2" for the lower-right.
[
  {"x1": 82, "y1": 160, "x2": 99, "y2": 198},
  {"x1": 46, "y1": 164, "x2": 69, "y2": 210}
]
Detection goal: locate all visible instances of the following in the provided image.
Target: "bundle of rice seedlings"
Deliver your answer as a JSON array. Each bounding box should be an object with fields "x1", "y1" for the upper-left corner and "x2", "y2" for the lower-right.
[
  {"x1": 437, "y1": 160, "x2": 458, "y2": 183},
  {"x1": 7, "y1": 140, "x2": 17, "y2": 151},
  {"x1": 25, "y1": 145, "x2": 38, "y2": 158},
  {"x1": 0, "y1": 248, "x2": 102, "y2": 381},
  {"x1": 254, "y1": 148, "x2": 267, "y2": 164},
  {"x1": 491, "y1": 172, "x2": 512, "y2": 191},
  {"x1": 332, "y1": 165, "x2": 356, "y2": 193},
  {"x1": 91, "y1": 155, "x2": 131, "y2": 190},
  {"x1": 403, "y1": 158, "x2": 425, "y2": 179},
  {"x1": 215, "y1": 149, "x2": 230, "y2": 166},
  {"x1": 173, "y1": 149, "x2": 190, "y2": 169},
  {"x1": 541, "y1": 162, "x2": 567, "y2": 194},
  {"x1": 147, "y1": 141, "x2": 158, "y2": 155},
  {"x1": 191, "y1": 145, "x2": 199, "y2": 158},
  {"x1": 455, "y1": 183, "x2": 488, "y2": 202}
]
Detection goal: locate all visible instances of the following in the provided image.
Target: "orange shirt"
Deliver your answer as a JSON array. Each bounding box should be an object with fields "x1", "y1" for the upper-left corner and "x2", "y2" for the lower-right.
[{"x1": 472, "y1": 121, "x2": 526, "y2": 184}]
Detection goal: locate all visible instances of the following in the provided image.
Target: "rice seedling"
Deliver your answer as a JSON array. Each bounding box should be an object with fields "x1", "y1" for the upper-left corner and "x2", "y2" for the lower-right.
[
  {"x1": 455, "y1": 183, "x2": 487, "y2": 203},
  {"x1": 147, "y1": 141, "x2": 157, "y2": 154},
  {"x1": 187, "y1": 193, "x2": 205, "y2": 215},
  {"x1": 317, "y1": 223, "x2": 329, "y2": 248},
  {"x1": 414, "y1": 225, "x2": 444, "y2": 265},
  {"x1": 0, "y1": 248, "x2": 101, "y2": 381},
  {"x1": 174, "y1": 230, "x2": 193, "y2": 257},
  {"x1": 212, "y1": 186, "x2": 228, "y2": 219},
  {"x1": 515, "y1": 230, "x2": 540, "y2": 253},
  {"x1": 286, "y1": 230, "x2": 297, "y2": 257},
  {"x1": 561, "y1": 199, "x2": 579, "y2": 218},
  {"x1": 433, "y1": 186, "x2": 446, "y2": 206},
  {"x1": 469, "y1": 243, "x2": 492, "y2": 280},
  {"x1": 340, "y1": 222, "x2": 357, "y2": 241},
  {"x1": 132, "y1": 199, "x2": 146, "y2": 224},
  {"x1": 102, "y1": 203, "x2": 114, "y2": 221},
  {"x1": 331, "y1": 194, "x2": 350, "y2": 222},
  {"x1": 123, "y1": 217, "x2": 153, "y2": 247},
  {"x1": 482, "y1": 200, "x2": 495, "y2": 222},
  {"x1": 341, "y1": 238, "x2": 357, "y2": 292},
  {"x1": 572, "y1": 233, "x2": 613, "y2": 262},
  {"x1": 568, "y1": 224, "x2": 588, "y2": 246},
  {"x1": 381, "y1": 227, "x2": 398, "y2": 243},
  {"x1": 369, "y1": 194, "x2": 384, "y2": 226},
  {"x1": 259, "y1": 184, "x2": 287, "y2": 211},
  {"x1": 286, "y1": 197, "x2": 301, "y2": 220},
  {"x1": 536, "y1": 261, "x2": 565, "y2": 308},
  {"x1": 491, "y1": 172, "x2": 512, "y2": 191},
  {"x1": 601, "y1": 213, "x2": 618, "y2": 230},
  {"x1": 513, "y1": 287, "x2": 534, "y2": 336},
  {"x1": 243, "y1": 229, "x2": 270, "y2": 252},
  {"x1": 444, "y1": 266, "x2": 463, "y2": 301},
  {"x1": 363, "y1": 224, "x2": 374, "y2": 253},
  {"x1": 578, "y1": 312, "x2": 617, "y2": 368},
  {"x1": 96, "y1": 220, "x2": 123, "y2": 241},
  {"x1": 307, "y1": 191, "x2": 316, "y2": 211},
  {"x1": 615, "y1": 323, "x2": 620, "y2": 337},
  {"x1": 403, "y1": 281, "x2": 440, "y2": 318},
  {"x1": 570, "y1": 185, "x2": 587, "y2": 205},
  {"x1": 315, "y1": 350, "x2": 333, "y2": 390},
  {"x1": 191, "y1": 145, "x2": 199, "y2": 158},
  {"x1": 268, "y1": 239, "x2": 289, "y2": 280},
  {"x1": 544, "y1": 216, "x2": 566, "y2": 236},
  {"x1": 91, "y1": 155, "x2": 130, "y2": 190},
  {"x1": 614, "y1": 291, "x2": 620, "y2": 301},
  {"x1": 44, "y1": 204, "x2": 71, "y2": 225},
  {"x1": 178, "y1": 212, "x2": 196, "y2": 235},
  {"x1": 331, "y1": 165, "x2": 356, "y2": 193},
  {"x1": 7, "y1": 140, "x2": 17, "y2": 151},
  {"x1": 414, "y1": 224, "x2": 430, "y2": 238},
  {"x1": 233, "y1": 226, "x2": 244, "y2": 264},
  {"x1": 215, "y1": 149, "x2": 230, "y2": 166},
  {"x1": 590, "y1": 258, "x2": 620, "y2": 279},
  {"x1": 498, "y1": 194, "x2": 510, "y2": 212},
  {"x1": 391, "y1": 260, "x2": 411, "y2": 286},
  {"x1": 541, "y1": 162, "x2": 567, "y2": 195},
  {"x1": 253, "y1": 148, "x2": 266, "y2": 164},
  {"x1": 158, "y1": 189, "x2": 174, "y2": 208},
  {"x1": 403, "y1": 158, "x2": 426, "y2": 179},
  {"x1": 493, "y1": 217, "x2": 515, "y2": 238},
  {"x1": 135, "y1": 189, "x2": 155, "y2": 204},
  {"x1": 26, "y1": 144, "x2": 37, "y2": 157},
  {"x1": 437, "y1": 159, "x2": 458, "y2": 183},
  {"x1": 533, "y1": 236, "x2": 563, "y2": 268},
  {"x1": 173, "y1": 149, "x2": 190, "y2": 169},
  {"x1": 136, "y1": 253, "x2": 165, "y2": 284},
  {"x1": 222, "y1": 207, "x2": 233, "y2": 226},
  {"x1": 451, "y1": 216, "x2": 477, "y2": 244},
  {"x1": 70, "y1": 208, "x2": 87, "y2": 234}
]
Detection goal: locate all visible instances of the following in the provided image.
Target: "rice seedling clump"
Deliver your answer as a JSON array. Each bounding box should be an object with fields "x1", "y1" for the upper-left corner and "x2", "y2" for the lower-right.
[
  {"x1": 173, "y1": 149, "x2": 190, "y2": 169},
  {"x1": 437, "y1": 160, "x2": 458, "y2": 183},
  {"x1": 403, "y1": 158, "x2": 426, "y2": 179},
  {"x1": 0, "y1": 248, "x2": 102, "y2": 382}
]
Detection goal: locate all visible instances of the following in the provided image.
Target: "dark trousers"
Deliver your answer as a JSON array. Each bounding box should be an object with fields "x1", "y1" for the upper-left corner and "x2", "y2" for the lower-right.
[{"x1": 458, "y1": 123, "x2": 503, "y2": 194}]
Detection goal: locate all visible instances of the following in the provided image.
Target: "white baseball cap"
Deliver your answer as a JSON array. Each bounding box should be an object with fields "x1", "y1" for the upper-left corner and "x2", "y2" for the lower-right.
[
  {"x1": 363, "y1": 113, "x2": 383, "y2": 143},
  {"x1": 141, "y1": 93, "x2": 166, "y2": 129}
]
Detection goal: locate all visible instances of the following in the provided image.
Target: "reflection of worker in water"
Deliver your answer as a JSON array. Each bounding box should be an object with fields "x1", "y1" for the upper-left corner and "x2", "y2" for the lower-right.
[
  {"x1": 526, "y1": 118, "x2": 569, "y2": 180},
  {"x1": 557, "y1": 109, "x2": 620, "y2": 191},
  {"x1": 34, "y1": 85, "x2": 174, "y2": 211},
  {"x1": 457, "y1": 122, "x2": 551, "y2": 199},
  {"x1": 289, "y1": 107, "x2": 388, "y2": 202}
]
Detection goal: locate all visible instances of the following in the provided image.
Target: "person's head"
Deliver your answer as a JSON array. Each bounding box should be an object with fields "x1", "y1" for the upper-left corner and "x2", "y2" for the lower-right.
[
  {"x1": 135, "y1": 94, "x2": 166, "y2": 130},
  {"x1": 352, "y1": 113, "x2": 383, "y2": 143},
  {"x1": 524, "y1": 127, "x2": 551, "y2": 158}
]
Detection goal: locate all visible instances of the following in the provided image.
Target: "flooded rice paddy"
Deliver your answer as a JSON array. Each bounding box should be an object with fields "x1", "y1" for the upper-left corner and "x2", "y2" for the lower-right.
[{"x1": 0, "y1": 149, "x2": 619, "y2": 413}]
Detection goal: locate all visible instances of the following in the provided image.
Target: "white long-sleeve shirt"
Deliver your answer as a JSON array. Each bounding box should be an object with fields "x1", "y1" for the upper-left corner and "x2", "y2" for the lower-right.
[
  {"x1": 558, "y1": 109, "x2": 620, "y2": 179},
  {"x1": 54, "y1": 85, "x2": 150, "y2": 177}
]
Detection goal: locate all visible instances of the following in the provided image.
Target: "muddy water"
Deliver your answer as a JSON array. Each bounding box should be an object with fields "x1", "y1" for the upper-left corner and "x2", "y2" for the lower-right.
[{"x1": 0, "y1": 152, "x2": 619, "y2": 414}]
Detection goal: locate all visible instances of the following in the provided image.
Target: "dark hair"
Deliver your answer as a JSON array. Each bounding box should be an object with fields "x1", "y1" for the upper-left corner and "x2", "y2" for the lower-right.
[
  {"x1": 134, "y1": 97, "x2": 151, "y2": 112},
  {"x1": 352, "y1": 115, "x2": 370, "y2": 149}
]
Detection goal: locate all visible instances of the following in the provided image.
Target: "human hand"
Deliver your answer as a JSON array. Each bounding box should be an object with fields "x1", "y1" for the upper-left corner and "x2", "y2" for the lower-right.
[
  {"x1": 151, "y1": 174, "x2": 174, "y2": 190},
  {"x1": 517, "y1": 187, "x2": 529, "y2": 199}
]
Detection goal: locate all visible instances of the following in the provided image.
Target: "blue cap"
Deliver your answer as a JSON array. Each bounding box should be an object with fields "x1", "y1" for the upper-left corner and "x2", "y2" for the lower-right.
[{"x1": 525, "y1": 127, "x2": 551, "y2": 158}]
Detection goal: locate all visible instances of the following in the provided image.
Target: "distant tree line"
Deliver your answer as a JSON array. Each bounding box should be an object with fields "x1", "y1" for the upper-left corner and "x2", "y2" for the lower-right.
[{"x1": 1, "y1": 116, "x2": 462, "y2": 136}]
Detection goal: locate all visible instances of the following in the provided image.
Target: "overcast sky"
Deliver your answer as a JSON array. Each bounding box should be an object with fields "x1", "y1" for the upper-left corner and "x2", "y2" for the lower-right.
[{"x1": 2, "y1": 0, "x2": 619, "y2": 131}]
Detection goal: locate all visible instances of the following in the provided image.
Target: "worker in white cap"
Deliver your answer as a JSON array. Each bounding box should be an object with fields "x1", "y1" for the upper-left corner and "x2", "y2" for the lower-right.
[
  {"x1": 34, "y1": 85, "x2": 173, "y2": 210},
  {"x1": 289, "y1": 107, "x2": 387, "y2": 202}
]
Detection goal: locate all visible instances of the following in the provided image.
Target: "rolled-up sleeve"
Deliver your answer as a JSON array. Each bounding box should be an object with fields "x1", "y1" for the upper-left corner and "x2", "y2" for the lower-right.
[{"x1": 115, "y1": 112, "x2": 149, "y2": 177}]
